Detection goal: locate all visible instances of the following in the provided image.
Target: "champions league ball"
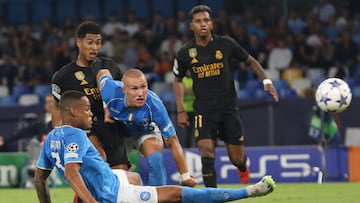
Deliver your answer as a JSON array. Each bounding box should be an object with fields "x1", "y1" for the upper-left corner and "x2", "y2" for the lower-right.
[{"x1": 315, "y1": 78, "x2": 352, "y2": 113}]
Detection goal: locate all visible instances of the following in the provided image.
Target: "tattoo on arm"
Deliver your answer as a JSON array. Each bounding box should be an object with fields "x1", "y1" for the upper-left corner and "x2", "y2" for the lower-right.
[{"x1": 34, "y1": 168, "x2": 52, "y2": 203}]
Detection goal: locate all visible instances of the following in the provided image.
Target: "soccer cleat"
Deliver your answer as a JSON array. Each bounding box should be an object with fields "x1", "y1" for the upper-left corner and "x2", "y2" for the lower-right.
[
  {"x1": 246, "y1": 175, "x2": 276, "y2": 197},
  {"x1": 237, "y1": 166, "x2": 250, "y2": 184}
]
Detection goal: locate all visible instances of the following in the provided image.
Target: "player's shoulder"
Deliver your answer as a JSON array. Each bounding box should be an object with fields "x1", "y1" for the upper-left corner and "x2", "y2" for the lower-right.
[
  {"x1": 97, "y1": 56, "x2": 118, "y2": 68},
  {"x1": 62, "y1": 126, "x2": 86, "y2": 136},
  {"x1": 97, "y1": 56, "x2": 113, "y2": 64},
  {"x1": 177, "y1": 39, "x2": 196, "y2": 54},
  {"x1": 52, "y1": 61, "x2": 76, "y2": 81},
  {"x1": 214, "y1": 34, "x2": 236, "y2": 44},
  {"x1": 97, "y1": 56, "x2": 122, "y2": 78},
  {"x1": 147, "y1": 90, "x2": 163, "y2": 105}
]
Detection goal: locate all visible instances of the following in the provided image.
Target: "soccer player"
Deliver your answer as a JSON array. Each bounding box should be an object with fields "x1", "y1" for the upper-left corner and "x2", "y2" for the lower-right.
[
  {"x1": 34, "y1": 90, "x2": 276, "y2": 203},
  {"x1": 51, "y1": 21, "x2": 129, "y2": 170},
  {"x1": 96, "y1": 68, "x2": 196, "y2": 187},
  {"x1": 173, "y1": 5, "x2": 279, "y2": 187},
  {"x1": 51, "y1": 21, "x2": 130, "y2": 202}
]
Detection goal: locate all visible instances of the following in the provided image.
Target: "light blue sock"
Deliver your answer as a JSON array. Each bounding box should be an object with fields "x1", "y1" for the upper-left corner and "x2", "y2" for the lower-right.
[
  {"x1": 181, "y1": 186, "x2": 249, "y2": 203},
  {"x1": 147, "y1": 151, "x2": 167, "y2": 186}
]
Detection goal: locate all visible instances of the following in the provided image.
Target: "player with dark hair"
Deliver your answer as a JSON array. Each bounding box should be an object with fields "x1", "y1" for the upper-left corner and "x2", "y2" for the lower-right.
[
  {"x1": 51, "y1": 21, "x2": 130, "y2": 202},
  {"x1": 96, "y1": 68, "x2": 196, "y2": 187},
  {"x1": 173, "y1": 5, "x2": 279, "y2": 188},
  {"x1": 34, "y1": 90, "x2": 276, "y2": 203}
]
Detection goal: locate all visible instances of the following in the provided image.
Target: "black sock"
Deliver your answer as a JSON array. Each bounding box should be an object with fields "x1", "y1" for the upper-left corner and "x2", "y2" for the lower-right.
[
  {"x1": 201, "y1": 157, "x2": 217, "y2": 188},
  {"x1": 238, "y1": 154, "x2": 248, "y2": 172}
]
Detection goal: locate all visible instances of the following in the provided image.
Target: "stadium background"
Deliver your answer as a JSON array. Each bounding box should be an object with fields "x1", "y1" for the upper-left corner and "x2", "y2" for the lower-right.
[{"x1": 0, "y1": 0, "x2": 360, "y2": 188}]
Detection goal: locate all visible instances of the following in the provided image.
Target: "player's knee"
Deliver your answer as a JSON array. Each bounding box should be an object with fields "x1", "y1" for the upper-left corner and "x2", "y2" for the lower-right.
[
  {"x1": 156, "y1": 187, "x2": 182, "y2": 202},
  {"x1": 126, "y1": 171, "x2": 142, "y2": 185},
  {"x1": 198, "y1": 143, "x2": 215, "y2": 157},
  {"x1": 143, "y1": 137, "x2": 164, "y2": 152}
]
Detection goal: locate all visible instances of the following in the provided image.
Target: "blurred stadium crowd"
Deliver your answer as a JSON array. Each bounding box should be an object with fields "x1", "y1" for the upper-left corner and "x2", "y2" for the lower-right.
[{"x1": 0, "y1": 0, "x2": 360, "y2": 106}]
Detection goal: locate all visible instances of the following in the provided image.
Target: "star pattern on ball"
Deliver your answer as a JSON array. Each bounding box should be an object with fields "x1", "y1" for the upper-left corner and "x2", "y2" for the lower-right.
[
  {"x1": 320, "y1": 95, "x2": 331, "y2": 105},
  {"x1": 329, "y1": 80, "x2": 341, "y2": 88},
  {"x1": 337, "y1": 94, "x2": 348, "y2": 107}
]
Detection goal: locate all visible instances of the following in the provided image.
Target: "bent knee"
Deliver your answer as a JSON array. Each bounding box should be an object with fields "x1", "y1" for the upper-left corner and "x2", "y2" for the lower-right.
[
  {"x1": 197, "y1": 141, "x2": 216, "y2": 157},
  {"x1": 127, "y1": 172, "x2": 142, "y2": 185}
]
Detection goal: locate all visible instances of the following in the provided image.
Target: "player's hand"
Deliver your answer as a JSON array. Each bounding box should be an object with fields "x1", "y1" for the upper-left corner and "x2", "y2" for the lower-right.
[
  {"x1": 104, "y1": 106, "x2": 115, "y2": 124},
  {"x1": 180, "y1": 176, "x2": 197, "y2": 187},
  {"x1": 264, "y1": 84, "x2": 279, "y2": 102},
  {"x1": 177, "y1": 111, "x2": 189, "y2": 128}
]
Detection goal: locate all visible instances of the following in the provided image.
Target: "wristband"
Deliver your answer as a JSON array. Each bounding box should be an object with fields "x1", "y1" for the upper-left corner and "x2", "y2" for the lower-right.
[
  {"x1": 102, "y1": 101, "x2": 108, "y2": 108},
  {"x1": 263, "y1": 79, "x2": 272, "y2": 85},
  {"x1": 181, "y1": 172, "x2": 191, "y2": 181}
]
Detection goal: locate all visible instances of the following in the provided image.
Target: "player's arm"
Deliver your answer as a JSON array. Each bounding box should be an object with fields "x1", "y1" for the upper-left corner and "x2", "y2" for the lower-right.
[
  {"x1": 173, "y1": 56, "x2": 189, "y2": 128},
  {"x1": 34, "y1": 167, "x2": 52, "y2": 203},
  {"x1": 165, "y1": 134, "x2": 197, "y2": 187},
  {"x1": 96, "y1": 69, "x2": 112, "y2": 83},
  {"x1": 96, "y1": 69, "x2": 116, "y2": 124},
  {"x1": 51, "y1": 99, "x2": 61, "y2": 127},
  {"x1": 246, "y1": 55, "x2": 279, "y2": 101},
  {"x1": 65, "y1": 163, "x2": 97, "y2": 203},
  {"x1": 173, "y1": 76, "x2": 189, "y2": 128}
]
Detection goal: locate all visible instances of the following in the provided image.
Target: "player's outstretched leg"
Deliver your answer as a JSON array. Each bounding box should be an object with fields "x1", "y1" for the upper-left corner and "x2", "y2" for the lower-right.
[
  {"x1": 246, "y1": 175, "x2": 276, "y2": 197},
  {"x1": 180, "y1": 175, "x2": 275, "y2": 203}
]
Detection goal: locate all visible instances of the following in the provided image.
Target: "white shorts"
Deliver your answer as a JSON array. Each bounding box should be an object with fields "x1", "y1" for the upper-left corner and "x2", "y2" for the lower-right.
[
  {"x1": 113, "y1": 169, "x2": 158, "y2": 203},
  {"x1": 124, "y1": 122, "x2": 163, "y2": 156}
]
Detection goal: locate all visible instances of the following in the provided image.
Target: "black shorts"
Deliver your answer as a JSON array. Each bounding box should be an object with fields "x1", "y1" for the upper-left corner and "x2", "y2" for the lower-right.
[
  {"x1": 88, "y1": 122, "x2": 129, "y2": 167},
  {"x1": 194, "y1": 110, "x2": 245, "y2": 145}
]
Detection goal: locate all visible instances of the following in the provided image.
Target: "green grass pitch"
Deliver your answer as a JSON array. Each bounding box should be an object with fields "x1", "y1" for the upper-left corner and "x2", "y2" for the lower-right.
[{"x1": 0, "y1": 182, "x2": 359, "y2": 203}]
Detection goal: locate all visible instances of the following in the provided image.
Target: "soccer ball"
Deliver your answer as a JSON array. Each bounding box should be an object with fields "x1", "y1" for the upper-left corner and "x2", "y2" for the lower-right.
[{"x1": 315, "y1": 78, "x2": 352, "y2": 113}]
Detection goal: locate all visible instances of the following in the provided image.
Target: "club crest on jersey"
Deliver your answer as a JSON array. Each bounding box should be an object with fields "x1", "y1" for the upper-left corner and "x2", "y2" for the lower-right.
[
  {"x1": 215, "y1": 50, "x2": 223, "y2": 60},
  {"x1": 139, "y1": 191, "x2": 151, "y2": 201},
  {"x1": 189, "y1": 48, "x2": 198, "y2": 64},
  {"x1": 74, "y1": 71, "x2": 88, "y2": 85}
]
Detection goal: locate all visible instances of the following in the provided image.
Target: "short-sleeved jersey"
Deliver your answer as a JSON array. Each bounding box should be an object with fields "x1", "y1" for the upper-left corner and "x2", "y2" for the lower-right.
[
  {"x1": 36, "y1": 126, "x2": 119, "y2": 202},
  {"x1": 52, "y1": 57, "x2": 121, "y2": 124},
  {"x1": 98, "y1": 75, "x2": 176, "y2": 139},
  {"x1": 173, "y1": 35, "x2": 249, "y2": 112}
]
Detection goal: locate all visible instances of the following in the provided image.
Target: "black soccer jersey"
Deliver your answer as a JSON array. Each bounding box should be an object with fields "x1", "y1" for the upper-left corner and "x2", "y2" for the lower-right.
[
  {"x1": 174, "y1": 35, "x2": 249, "y2": 111},
  {"x1": 52, "y1": 57, "x2": 121, "y2": 124}
]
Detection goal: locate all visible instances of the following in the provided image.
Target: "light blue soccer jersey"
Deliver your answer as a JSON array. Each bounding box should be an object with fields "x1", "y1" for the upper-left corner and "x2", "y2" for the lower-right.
[
  {"x1": 98, "y1": 75, "x2": 176, "y2": 138},
  {"x1": 36, "y1": 126, "x2": 119, "y2": 203}
]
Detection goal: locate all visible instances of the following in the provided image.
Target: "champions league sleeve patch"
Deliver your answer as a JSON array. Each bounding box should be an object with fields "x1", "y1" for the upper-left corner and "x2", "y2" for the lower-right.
[
  {"x1": 139, "y1": 191, "x2": 151, "y2": 201},
  {"x1": 172, "y1": 59, "x2": 179, "y2": 75},
  {"x1": 65, "y1": 143, "x2": 79, "y2": 159},
  {"x1": 51, "y1": 83, "x2": 61, "y2": 100},
  {"x1": 66, "y1": 143, "x2": 79, "y2": 153}
]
